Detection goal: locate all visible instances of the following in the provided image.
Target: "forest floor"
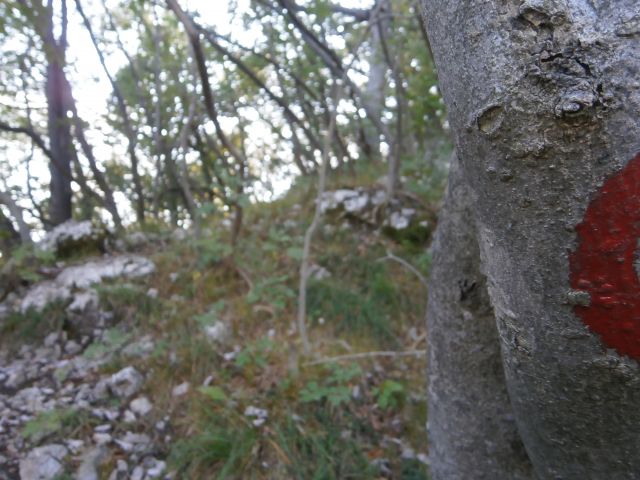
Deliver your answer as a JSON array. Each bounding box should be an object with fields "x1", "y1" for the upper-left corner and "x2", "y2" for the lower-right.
[{"x1": 0, "y1": 161, "x2": 446, "y2": 479}]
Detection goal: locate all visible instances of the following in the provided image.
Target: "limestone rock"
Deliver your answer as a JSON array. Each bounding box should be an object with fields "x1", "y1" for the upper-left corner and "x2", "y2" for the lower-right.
[
  {"x1": 109, "y1": 367, "x2": 144, "y2": 399},
  {"x1": 171, "y1": 382, "x2": 190, "y2": 397},
  {"x1": 75, "y1": 446, "x2": 107, "y2": 480},
  {"x1": 56, "y1": 255, "x2": 155, "y2": 290},
  {"x1": 19, "y1": 444, "x2": 68, "y2": 480},
  {"x1": 129, "y1": 397, "x2": 153, "y2": 417},
  {"x1": 39, "y1": 220, "x2": 105, "y2": 257},
  {"x1": 20, "y1": 255, "x2": 155, "y2": 314},
  {"x1": 204, "y1": 321, "x2": 230, "y2": 344},
  {"x1": 20, "y1": 282, "x2": 72, "y2": 313}
]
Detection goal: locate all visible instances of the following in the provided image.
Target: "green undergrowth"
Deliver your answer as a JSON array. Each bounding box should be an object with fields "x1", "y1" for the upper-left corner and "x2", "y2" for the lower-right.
[
  {"x1": 0, "y1": 301, "x2": 68, "y2": 348},
  {"x1": 22, "y1": 407, "x2": 97, "y2": 445},
  {"x1": 134, "y1": 161, "x2": 436, "y2": 478},
  {"x1": 3, "y1": 159, "x2": 444, "y2": 479}
]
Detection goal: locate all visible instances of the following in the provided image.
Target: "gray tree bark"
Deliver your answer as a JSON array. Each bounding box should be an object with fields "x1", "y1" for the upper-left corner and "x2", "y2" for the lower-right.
[
  {"x1": 427, "y1": 153, "x2": 534, "y2": 480},
  {"x1": 363, "y1": 0, "x2": 389, "y2": 160},
  {"x1": 422, "y1": 1, "x2": 640, "y2": 478}
]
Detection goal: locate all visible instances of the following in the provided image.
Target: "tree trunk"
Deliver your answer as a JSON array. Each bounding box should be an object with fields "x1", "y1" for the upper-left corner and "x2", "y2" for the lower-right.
[
  {"x1": 45, "y1": 55, "x2": 73, "y2": 226},
  {"x1": 362, "y1": 0, "x2": 388, "y2": 160},
  {"x1": 422, "y1": 1, "x2": 640, "y2": 478},
  {"x1": 426, "y1": 153, "x2": 534, "y2": 479}
]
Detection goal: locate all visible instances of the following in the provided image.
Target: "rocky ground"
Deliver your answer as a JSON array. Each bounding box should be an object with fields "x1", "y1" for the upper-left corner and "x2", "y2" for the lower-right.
[
  {"x1": 0, "y1": 221, "x2": 171, "y2": 479},
  {"x1": 0, "y1": 330, "x2": 169, "y2": 479}
]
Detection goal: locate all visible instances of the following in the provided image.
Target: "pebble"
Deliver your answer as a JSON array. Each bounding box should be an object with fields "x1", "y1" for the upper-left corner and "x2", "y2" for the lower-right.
[
  {"x1": 19, "y1": 444, "x2": 68, "y2": 480},
  {"x1": 171, "y1": 382, "x2": 190, "y2": 397},
  {"x1": 109, "y1": 366, "x2": 144, "y2": 398},
  {"x1": 130, "y1": 396, "x2": 153, "y2": 416},
  {"x1": 93, "y1": 433, "x2": 112, "y2": 445}
]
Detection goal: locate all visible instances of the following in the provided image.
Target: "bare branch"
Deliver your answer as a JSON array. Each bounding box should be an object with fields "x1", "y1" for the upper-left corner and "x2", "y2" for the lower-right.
[
  {"x1": 376, "y1": 250, "x2": 428, "y2": 289},
  {"x1": 304, "y1": 349, "x2": 426, "y2": 366},
  {"x1": 0, "y1": 120, "x2": 54, "y2": 161}
]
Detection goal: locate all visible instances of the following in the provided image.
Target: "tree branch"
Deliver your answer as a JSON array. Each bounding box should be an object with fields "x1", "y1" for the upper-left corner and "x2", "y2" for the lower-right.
[{"x1": 0, "y1": 120, "x2": 54, "y2": 161}]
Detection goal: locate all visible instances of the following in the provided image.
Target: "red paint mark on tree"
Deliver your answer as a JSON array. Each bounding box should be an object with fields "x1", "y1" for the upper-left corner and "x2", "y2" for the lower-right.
[{"x1": 570, "y1": 153, "x2": 640, "y2": 360}]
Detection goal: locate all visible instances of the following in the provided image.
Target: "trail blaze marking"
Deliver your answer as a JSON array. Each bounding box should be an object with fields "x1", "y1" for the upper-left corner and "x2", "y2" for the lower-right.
[{"x1": 570, "y1": 153, "x2": 640, "y2": 360}]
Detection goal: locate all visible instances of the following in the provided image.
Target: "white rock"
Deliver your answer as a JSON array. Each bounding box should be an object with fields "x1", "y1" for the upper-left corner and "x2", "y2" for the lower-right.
[
  {"x1": 21, "y1": 282, "x2": 72, "y2": 313},
  {"x1": 252, "y1": 418, "x2": 266, "y2": 427},
  {"x1": 145, "y1": 458, "x2": 167, "y2": 478},
  {"x1": 67, "y1": 289, "x2": 99, "y2": 313},
  {"x1": 388, "y1": 211, "x2": 411, "y2": 230},
  {"x1": 20, "y1": 255, "x2": 154, "y2": 313},
  {"x1": 244, "y1": 405, "x2": 268, "y2": 425},
  {"x1": 171, "y1": 382, "x2": 190, "y2": 397},
  {"x1": 91, "y1": 380, "x2": 111, "y2": 402},
  {"x1": 344, "y1": 192, "x2": 369, "y2": 213},
  {"x1": 204, "y1": 321, "x2": 230, "y2": 343},
  {"x1": 19, "y1": 444, "x2": 68, "y2": 480},
  {"x1": 75, "y1": 446, "x2": 107, "y2": 480},
  {"x1": 146, "y1": 288, "x2": 159, "y2": 298},
  {"x1": 371, "y1": 189, "x2": 387, "y2": 206},
  {"x1": 93, "y1": 433, "x2": 112, "y2": 445},
  {"x1": 308, "y1": 264, "x2": 331, "y2": 281},
  {"x1": 115, "y1": 432, "x2": 151, "y2": 453},
  {"x1": 130, "y1": 465, "x2": 145, "y2": 480},
  {"x1": 10, "y1": 387, "x2": 44, "y2": 413},
  {"x1": 123, "y1": 410, "x2": 137, "y2": 423},
  {"x1": 56, "y1": 255, "x2": 155, "y2": 289},
  {"x1": 109, "y1": 367, "x2": 144, "y2": 398},
  {"x1": 222, "y1": 346, "x2": 240, "y2": 361},
  {"x1": 122, "y1": 336, "x2": 155, "y2": 358},
  {"x1": 39, "y1": 220, "x2": 97, "y2": 252},
  {"x1": 64, "y1": 340, "x2": 82, "y2": 355},
  {"x1": 319, "y1": 189, "x2": 358, "y2": 212},
  {"x1": 43, "y1": 332, "x2": 60, "y2": 348},
  {"x1": 130, "y1": 397, "x2": 153, "y2": 416},
  {"x1": 401, "y1": 446, "x2": 416, "y2": 459},
  {"x1": 65, "y1": 439, "x2": 85, "y2": 454}
]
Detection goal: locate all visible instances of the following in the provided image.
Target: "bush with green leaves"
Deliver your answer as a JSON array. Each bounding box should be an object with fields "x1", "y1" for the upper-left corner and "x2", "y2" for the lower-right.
[{"x1": 300, "y1": 363, "x2": 362, "y2": 408}]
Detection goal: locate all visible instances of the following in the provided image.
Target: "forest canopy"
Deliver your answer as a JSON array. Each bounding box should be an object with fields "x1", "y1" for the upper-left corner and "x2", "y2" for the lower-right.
[{"x1": 0, "y1": 0, "x2": 448, "y2": 246}]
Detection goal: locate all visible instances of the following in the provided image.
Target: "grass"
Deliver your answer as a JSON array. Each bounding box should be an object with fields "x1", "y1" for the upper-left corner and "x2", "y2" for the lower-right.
[
  {"x1": 2, "y1": 155, "x2": 443, "y2": 479},
  {"x1": 21, "y1": 408, "x2": 96, "y2": 445},
  {"x1": 0, "y1": 301, "x2": 67, "y2": 348},
  {"x1": 114, "y1": 158, "x2": 434, "y2": 478}
]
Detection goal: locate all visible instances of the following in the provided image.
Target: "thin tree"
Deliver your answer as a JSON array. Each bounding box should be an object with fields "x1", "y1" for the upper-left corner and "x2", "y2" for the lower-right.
[{"x1": 296, "y1": 84, "x2": 340, "y2": 355}]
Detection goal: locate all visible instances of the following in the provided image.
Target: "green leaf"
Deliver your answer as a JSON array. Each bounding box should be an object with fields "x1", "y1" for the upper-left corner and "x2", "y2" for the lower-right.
[
  {"x1": 286, "y1": 246, "x2": 304, "y2": 261},
  {"x1": 375, "y1": 380, "x2": 405, "y2": 410},
  {"x1": 198, "y1": 386, "x2": 228, "y2": 402}
]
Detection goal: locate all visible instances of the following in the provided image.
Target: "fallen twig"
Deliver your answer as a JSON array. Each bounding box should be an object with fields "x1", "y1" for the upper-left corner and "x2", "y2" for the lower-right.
[
  {"x1": 303, "y1": 349, "x2": 426, "y2": 366},
  {"x1": 376, "y1": 250, "x2": 428, "y2": 288}
]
